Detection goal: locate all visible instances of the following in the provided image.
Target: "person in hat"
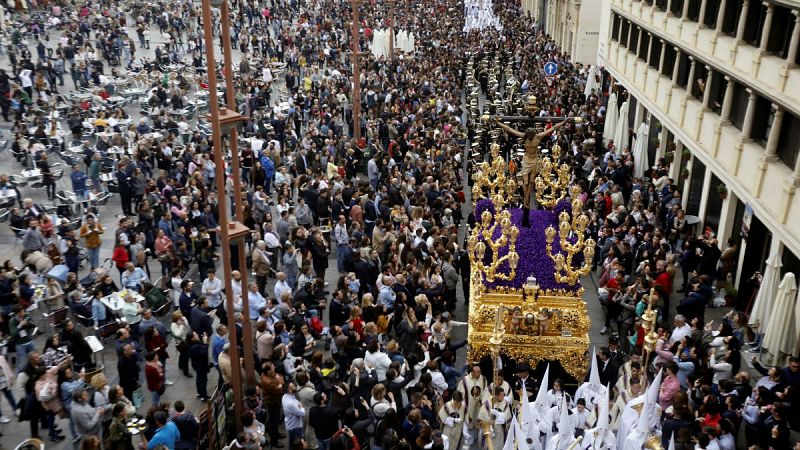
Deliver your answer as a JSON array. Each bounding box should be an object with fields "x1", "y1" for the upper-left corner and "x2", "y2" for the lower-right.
[{"x1": 513, "y1": 361, "x2": 537, "y2": 402}]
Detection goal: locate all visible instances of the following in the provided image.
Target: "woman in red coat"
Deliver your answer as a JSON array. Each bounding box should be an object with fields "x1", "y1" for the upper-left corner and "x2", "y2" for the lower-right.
[
  {"x1": 111, "y1": 240, "x2": 129, "y2": 281},
  {"x1": 144, "y1": 326, "x2": 169, "y2": 369},
  {"x1": 144, "y1": 351, "x2": 165, "y2": 406}
]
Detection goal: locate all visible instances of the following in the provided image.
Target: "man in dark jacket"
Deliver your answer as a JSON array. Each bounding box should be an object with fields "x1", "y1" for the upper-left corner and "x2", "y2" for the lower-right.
[
  {"x1": 115, "y1": 161, "x2": 134, "y2": 216},
  {"x1": 188, "y1": 333, "x2": 210, "y2": 401},
  {"x1": 309, "y1": 391, "x2": 345, "y2": 445},
  {"x1": 190, "y1": 297, "x2": 215, "y2": 337},
  {"x1": 117, "y1": 343, "x2": 140, "y2": 400},
  {"x1": 171, "y1": 400, "x2": 198, "y2": 449}
]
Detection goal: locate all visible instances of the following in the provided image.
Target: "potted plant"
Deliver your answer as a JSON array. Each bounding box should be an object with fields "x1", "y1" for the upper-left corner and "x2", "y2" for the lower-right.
[
  {"x1": 717, "y1": 184, "x2": 728, "y2": 200},
  {"x1": 665, "y1": 151, "x2": 674, "y2": 163},
  {"x1": 682, "y1": 148, "x2": 692, "y2": 159},
  {"x1": 681, "y1": 167, "x2": 690, "y2": 178}
]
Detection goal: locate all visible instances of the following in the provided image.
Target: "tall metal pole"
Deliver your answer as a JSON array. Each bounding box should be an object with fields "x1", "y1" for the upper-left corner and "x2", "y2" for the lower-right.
[
  {"x1": 220, "y1": 0, "x2": 256, "y2": 386},
  {"x1": 388, "y1": 0, "x2": 395, "y2": 60},
  {"x1": 200, "y1": 0, "x2": 243, "y2": 430},
  {"x1": 351, "y1": 0, "x2": 361, "y2": 140}
]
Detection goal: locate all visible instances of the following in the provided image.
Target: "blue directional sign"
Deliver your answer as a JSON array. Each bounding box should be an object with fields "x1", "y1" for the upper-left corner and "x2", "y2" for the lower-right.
[{"x1": 544, "y1": 61, "x2": 558, "y2": 76}]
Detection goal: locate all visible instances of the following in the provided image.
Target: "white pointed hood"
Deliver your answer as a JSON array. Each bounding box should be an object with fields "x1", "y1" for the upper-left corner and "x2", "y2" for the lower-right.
[
  {"x1": 503, "y1": 415, "x2": 520, "y2": 450},
  {"x1": 638, "y1": 369, "x2": 663, "y2": 434},
  {"x1": 593, "y1": 384, "x2": 610, "y2": 448},
  {"x1": 588, "y1": 347, "x2": 602, "y2": 388},
  {"x1": 556, "y1": 396, "x2": 572, "y2": 449},
  {"x1": 647, "y1": 369, "x2": 663, "y2": 411},
  {"x1": 534, "y1": 363, "x2": 550, "y2": 411},
  {"x1": 520, "y1": 371, "x2": 533, "y2": 428}
]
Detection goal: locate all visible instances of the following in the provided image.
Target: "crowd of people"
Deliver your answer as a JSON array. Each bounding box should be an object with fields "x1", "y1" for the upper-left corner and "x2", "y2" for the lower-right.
[{"x1": 0, "y1": 0, "x2": 797, "y2": 449}]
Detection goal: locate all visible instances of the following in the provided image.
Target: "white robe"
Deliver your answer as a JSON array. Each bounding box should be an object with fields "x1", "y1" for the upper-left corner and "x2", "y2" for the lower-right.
[{"x1": 581, "y1": 427, "x2": 616, "y2": 450}]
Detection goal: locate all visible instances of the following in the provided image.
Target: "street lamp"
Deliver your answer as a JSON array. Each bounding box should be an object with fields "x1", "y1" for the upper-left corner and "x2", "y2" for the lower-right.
[
  {"x1": 351, "y1": 0, "x2": 361, "y2": 140},
  {"x1": 217, "y1": 0, "x2": 257, "y2": 388},
  {"x1": 197, "y1": 0, "x2": 252, "y2": 432},
  {"x1": 388, "y1": 0, "x2": 395, "y2": 61}
]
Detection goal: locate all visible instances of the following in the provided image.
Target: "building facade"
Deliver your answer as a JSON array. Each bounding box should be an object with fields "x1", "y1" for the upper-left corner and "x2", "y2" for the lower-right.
[
  {"x1": 522, "y1": 0, "x2": 603, "y2": 64},
  {"x1": 597, "y1": 0, "x2": 800, "y2": 301}
]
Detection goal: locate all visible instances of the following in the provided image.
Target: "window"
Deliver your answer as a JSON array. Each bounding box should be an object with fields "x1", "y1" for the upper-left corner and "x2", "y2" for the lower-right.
[
  {"x1": 677, "y1": 53, "x2": 691, "y2": 88},
  {"x1": 778, "y1": 112, "x2": 800, "y2": 169},
  {"x1": 628, "y1": 95, "x2": 638, "y2": 129},
  {"x1": 686, "y1": 156, "x2": 706, "y2": 217},
  {"x1": 647, "y1": 117, "x2": 661, "y2": 167},
  {"x1": 671, "y1": 0, "x2": 685, "y2": 15},
  {"x1": 742, "y1": 1, "x2": 765, "y2": 46},
  {"x1": 655, "y1": 0, "x2": 668, "y2": 11},
  {"x1": 612, "y1": 14, "x2": 621, "y2": 41},
  {"x1": 662, "y1": 46, "x2": 677, "y2": 77},
  {"x1": 721, "y1": 0, "x2": 742, "y2": 36},
  {"x1": 639, "y1": 33, "x2": 651, "y2": 60},
  {"x1": 708, "y1": 70, "x2": 726, "y2": 114},
  {"x1": 767, "y1": 5, "x2": 794, "y2": 57},
  {"x1": 620, "y1": 20, "x2": 630, "y2": 48},
  {"x1": 691, "y1": 65, "x2": 708, "y2": 99},
  {"x1": 781, "y1": 248, "x2": 800, "y2": 279},
  {"x1": 629, "y1": 26, "x2": 640, "y2": 52},
  {"x1": 649, "y1": 38, "x2": 663, "y2": 69},
  {"x1": 687, "y1": 0, "x2": 701, "y2": 21},
  {"x1": 751, "y1": 96, "x2": 771, "y2": 144},
  {"x1": 704, "y1": 172, "x2": 723, "y2": 233},
  {"x1": 703, "y1": 0, "x2": 720, "y2": 27},
  {"x1": 729, "y1": 82, "x2": 748, "y2": 131}
]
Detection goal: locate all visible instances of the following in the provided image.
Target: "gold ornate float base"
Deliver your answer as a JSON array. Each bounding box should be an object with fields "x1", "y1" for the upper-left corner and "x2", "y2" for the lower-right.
[{"x1": 467, "y1": 283, "x2": 591, "y2": 380}]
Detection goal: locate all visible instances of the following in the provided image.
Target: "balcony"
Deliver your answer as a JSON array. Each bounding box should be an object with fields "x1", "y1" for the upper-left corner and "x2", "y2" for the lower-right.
[
  {"x1": 608, "y1": 0, "x2": 800, "y2": 113},
  {"x1": 604, "y1": 37, "x2": 800, "y2": 254}
]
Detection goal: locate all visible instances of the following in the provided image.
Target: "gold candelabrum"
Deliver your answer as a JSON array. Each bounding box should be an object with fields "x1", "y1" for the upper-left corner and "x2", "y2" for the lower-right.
[
  {"x1": 535, "y1": 144, "x2": 571, "y2": 209},
  {"x1": 467, "y1": 194, "x2": 520, "y2": 283},
  {"x1": 642, "y1": 288, "x2": 660, "y2": 353},
  {"x1": 544, "y1": 186, "x2": 596, "y2": 285},
  {"x1": 471, "y1": 143, "x2": 518, "y2": 202}
]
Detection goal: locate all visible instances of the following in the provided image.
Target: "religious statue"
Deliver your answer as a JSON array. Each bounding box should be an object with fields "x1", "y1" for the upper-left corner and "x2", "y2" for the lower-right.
[{"x1": 492, "y1": 117, "x2": 570, "y2": 226}]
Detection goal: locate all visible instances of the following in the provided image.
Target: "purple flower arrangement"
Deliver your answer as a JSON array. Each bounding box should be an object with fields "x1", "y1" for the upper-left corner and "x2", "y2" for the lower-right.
[{"x1": 473, "y1": 204, "x2": 581, "y2": 293}]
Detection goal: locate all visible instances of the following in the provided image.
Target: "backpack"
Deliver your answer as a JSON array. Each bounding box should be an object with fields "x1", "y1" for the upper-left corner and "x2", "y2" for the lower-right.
[{"x1": 309, "y1": 315, "x2": 323, "y2": 335}]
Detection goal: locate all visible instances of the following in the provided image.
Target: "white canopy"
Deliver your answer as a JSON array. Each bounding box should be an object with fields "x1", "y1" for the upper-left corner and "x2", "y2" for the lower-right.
[
  {"x1": 613, "y1": 100, "x2": 630, "y2": 153},
  {"x1": 763, "y1": 272, "x2": 798, "y2": 365},
  {"x1": 602, "y1": 93, "x2": 618, "y2": 146},
  {"x1": 748, "y1": 252, "x2": 784, "y2": 335},
  {"x1": 632, "y1": 122, "x2": 650, "y2": 178}
]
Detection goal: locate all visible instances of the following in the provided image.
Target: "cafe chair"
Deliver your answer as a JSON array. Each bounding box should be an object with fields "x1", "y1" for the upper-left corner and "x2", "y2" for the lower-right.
[
  {"x1": 70, "y1": 309, "x2": 94, "y2": 335},
  {"x1": 94, "y1": 319, "x2": 121, "y2": 341},
  {"x1": 43, "y1": 306, "x2": 69, "y2": 329}
]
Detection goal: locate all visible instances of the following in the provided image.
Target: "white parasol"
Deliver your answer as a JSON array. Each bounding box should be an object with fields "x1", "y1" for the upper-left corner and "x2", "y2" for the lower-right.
[
  {"x1": 613, "y1": 101, "x2": 630, "y2": 153},
  {"x1": 602, "y1": 93, "x2": 618, "y2": 146},
  {"x1": 584, "y1": 66, "x2": 598, "y2": 99},
  {"x1": 632, "y1": 122, "x2": 650, "y2": 178},
  {"x1": 763, "y1": 272, "x2": 798, "y2": 365},
  {"x1": 748, "y1": 252, "x2": 783, "y2": 336}
]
